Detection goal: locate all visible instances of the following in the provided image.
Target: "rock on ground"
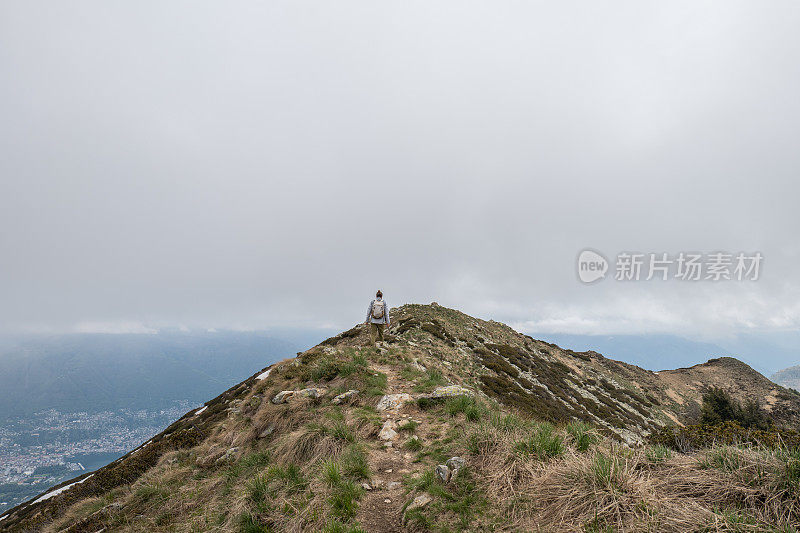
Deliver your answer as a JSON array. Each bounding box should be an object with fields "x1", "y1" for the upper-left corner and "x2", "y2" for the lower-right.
[
  {"x1": 379, "y1": 419, "x2": 398, "y2": 441},
  {"x1": 296, "y1": 387, "x2": 326, "y2": 399},
  {"x1": 436, "y1": 464, "x2": 451, "y2": 483},
  {"x1": 376, "y1": 393, "x2": 414, "y2": 411},
  {"x1": 427, "y1": 385, "x2": 473, "y2": 398},
  {"x1": 271, "y1": 390, "x2": 295, "y2": 404},
  {"x1": 331, "y1": 389, "x2": 359, "y2": 404}
]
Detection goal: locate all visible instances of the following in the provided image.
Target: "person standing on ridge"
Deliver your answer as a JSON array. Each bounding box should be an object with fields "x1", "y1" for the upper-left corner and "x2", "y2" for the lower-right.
[{"x1": 365, "y1": 290, "x2": 390, "y2": 346}]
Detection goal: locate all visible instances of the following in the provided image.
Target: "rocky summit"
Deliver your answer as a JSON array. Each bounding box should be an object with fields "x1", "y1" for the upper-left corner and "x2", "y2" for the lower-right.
[{"x1": 3, "y1": 303, "x2": 800, "y2": 532}]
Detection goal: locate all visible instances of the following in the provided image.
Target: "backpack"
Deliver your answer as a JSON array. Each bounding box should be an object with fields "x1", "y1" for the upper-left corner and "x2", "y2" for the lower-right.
[{"x1": 371, "y1": 300, "x2": 385, "y2": 319}]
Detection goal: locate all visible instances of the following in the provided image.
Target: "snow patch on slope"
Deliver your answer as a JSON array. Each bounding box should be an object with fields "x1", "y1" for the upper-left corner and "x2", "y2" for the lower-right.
[{"x1": 33, "y1": 474, "x2": 94, "y2": 504}]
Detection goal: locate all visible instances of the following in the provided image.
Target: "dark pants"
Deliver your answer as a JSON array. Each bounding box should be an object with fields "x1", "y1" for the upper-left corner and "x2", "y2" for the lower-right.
[{"x1": 370, "y1": 323, "x2": 385, "y2": 344}]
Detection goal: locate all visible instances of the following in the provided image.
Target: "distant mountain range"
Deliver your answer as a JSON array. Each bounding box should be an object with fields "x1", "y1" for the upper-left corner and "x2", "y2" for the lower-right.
[
  {"x1": 538, "y1": 333, "x2": 733, "y2": 371},
  {"x1": 538, "y1": 332, "x2": 800, "y2": 375},
  {"x1": 771, "y1": 365, "x2": 800, "y2": 391},
  {"x1": 0, "y1": 331, "x2": 305, "y2": 422}
]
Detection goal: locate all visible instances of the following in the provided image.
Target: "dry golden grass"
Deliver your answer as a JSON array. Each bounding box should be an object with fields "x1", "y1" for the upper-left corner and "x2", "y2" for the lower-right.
[{"x1": 470, "y1": 425, "x2": 800, "y2": 532}]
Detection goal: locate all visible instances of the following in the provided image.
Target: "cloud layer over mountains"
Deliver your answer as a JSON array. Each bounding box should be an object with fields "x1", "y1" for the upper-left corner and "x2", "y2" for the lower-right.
[{"x1": 1, "y1": 2, "x2": 799, "y2": 344}]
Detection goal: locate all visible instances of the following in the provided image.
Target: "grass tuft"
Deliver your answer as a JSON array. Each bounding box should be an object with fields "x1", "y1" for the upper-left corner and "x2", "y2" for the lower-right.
[
  {"x1": 566, "y1": 421, "x2": 598, "y2": 452},
  {"x1": 514, "y1": 422, "x2": 565, "y2": 460},
  {"x1": 445, "y1": 396, "x2": 486, "y2": 422},
  {"x1": 645, "y1": 444, "x2": 672, "y2": 464},
  {"x1": 405, "y1": 436, "x2": 424, "y2": 452}
]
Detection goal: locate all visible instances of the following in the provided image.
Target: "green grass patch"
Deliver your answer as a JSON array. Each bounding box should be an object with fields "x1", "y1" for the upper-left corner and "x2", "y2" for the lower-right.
[
  {"x1": 340, "y1": 446, "x2": 371, "y2": 480},
  {"x1": 700, "y1": 446, "x2": 745, "y2": 472},
  {"x1": 514, "y1": 422, "x2": 565, "y2": 460},
  {"x1": 132, "y1": 483, "x2": 169, "y2": 505},
  {"x1": 266, "y1": 463, "x2": 308, "y2": 495},
  {"x1": 778, "y1": 446, "x2": 800, "y2": 497},
  {"x1": 489, "y1": 412, "x2": 529, "y2": 431},
  {"x1": 467, "y1": 426, "x2": 498, "y2": 455},
  {"x1": 444, "y1": 396, "x2": 486, "y2": 422},
  {"x1": 246, "y1": 474, "x2": 269, "y2": 503},
  {"x1": 397, "y1": 420, "x2": 419, "y2": 433},
  {"x1": 412, "y1": 368, "x2": 447, "y2": 393},
  {"x1": 645, "y1": 444, "x2": 672, "y2": 464},
  {"x1": 591, "y1": 452, "x2": 621, "y2": 487},
  {"x1": 323, "y1": 519, "x2": 367, "y2": 533},
  {"x1": 405, "y1": 436, "x2": 423, "y2": 452},
  {"x1": 328, "y1": 480, "x2": 364, "y2": 520},
  {"x1": 361, "y1": 371, "x2": 388, "y2": 397},
  {"x1": 322, "y1": 459, "x2": 343, "y2": 487},
  {"x1": 400, "y1": 364, "x2": 424, "y2": 381},
  {"x1": 407, "y1": 466, "x2": 487, "y2": 530},
  {"x1": 238, "y1": 511, "x2": 268, "y2": 533},
  {"x1": 308, "y1": 419, "x2": 357, "y2": 443},
  {"x1": 353, "y1": 406, "x2": 382, "y2": 430},
  {"x1": 317, "y1": 445, "x2": 370, "y2": 526},
  {"x1": 566, "y1": 421, "x2": 598, "y2": 452}
]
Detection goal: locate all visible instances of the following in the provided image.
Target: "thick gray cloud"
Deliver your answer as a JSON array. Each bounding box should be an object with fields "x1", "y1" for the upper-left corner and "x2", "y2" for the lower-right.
[{"x1": 1, "y1": 2, "x2": 799, "y2": 344}]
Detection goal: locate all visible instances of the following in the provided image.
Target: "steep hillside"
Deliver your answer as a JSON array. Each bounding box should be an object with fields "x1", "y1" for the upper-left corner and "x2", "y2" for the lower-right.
[
  {"x1": 659, "y1": 357, "x2": 800, "y2": 425},
  {"x1": 3, "y1": 303, "x2": 800, "y2": 532},
  {"x1": 772, "y1": 365, "x2": 800, "y2": 392}
]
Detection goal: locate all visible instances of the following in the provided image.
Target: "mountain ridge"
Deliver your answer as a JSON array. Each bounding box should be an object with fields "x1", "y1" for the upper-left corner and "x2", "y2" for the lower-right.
[{"x1": 3, "y1": 303, "x2": 800, "y2": 532}]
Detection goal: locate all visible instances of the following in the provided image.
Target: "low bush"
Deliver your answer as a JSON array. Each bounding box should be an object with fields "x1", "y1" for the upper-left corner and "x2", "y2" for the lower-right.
[
  {"x1": 700, "y1": 387, "x2": 771, "y2": 430},
  {"x1": 649, "y1": 420, "x2": 800, "y2": 453}
]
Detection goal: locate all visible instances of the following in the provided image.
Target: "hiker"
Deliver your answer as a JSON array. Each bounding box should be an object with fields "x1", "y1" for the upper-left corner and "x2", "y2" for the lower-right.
[{"x1": 365, "y1": 290, "x2": 390, "y2": 345}]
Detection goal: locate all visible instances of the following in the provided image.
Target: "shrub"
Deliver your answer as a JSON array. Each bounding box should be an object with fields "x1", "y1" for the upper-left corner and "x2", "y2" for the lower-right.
[
  {"x1": 700, "y1": 387, "x2": 770, "y2": 430},
  {"x1": 649, "y1": 420, "x2": 800, "y2": 453}
]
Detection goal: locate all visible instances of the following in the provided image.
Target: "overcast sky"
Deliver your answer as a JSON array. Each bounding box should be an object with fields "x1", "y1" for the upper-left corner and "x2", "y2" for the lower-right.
[{"x1": 1, "y1": 2, "x2": 799, "y2": 346}]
